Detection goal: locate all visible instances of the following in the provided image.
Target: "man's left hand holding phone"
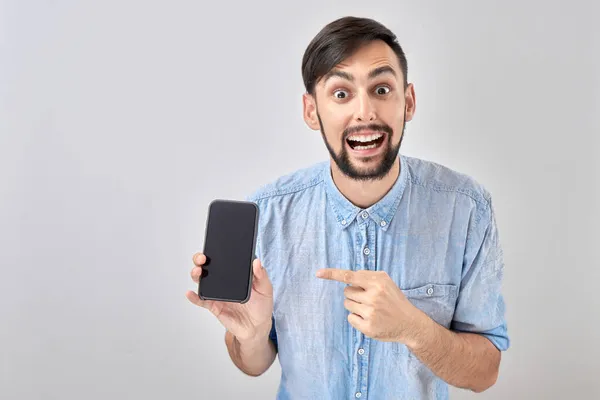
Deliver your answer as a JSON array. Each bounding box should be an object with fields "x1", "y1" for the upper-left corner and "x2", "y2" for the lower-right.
[{"x1": 185, "y1": 199, "x2": 277, "y2": 376}]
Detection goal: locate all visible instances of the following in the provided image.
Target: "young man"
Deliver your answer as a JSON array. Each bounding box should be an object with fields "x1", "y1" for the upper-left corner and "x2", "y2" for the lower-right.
[{"x1": 187, "y1": 16, "x2": 509, "y2": 399}]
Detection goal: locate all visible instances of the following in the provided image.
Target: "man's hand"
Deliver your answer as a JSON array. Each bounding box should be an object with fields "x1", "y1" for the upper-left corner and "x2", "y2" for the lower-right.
[
  {"x1": 187, "y1": 253, "x2": 274, "y2": 342},
  {"x1": 316, "y1": 268, "x2": 426, "y2": 346},
  {"x1": 187, "y1": 253, "x2": 277, "y2": 377},
  {"x1": 317, "y1": 267, "x2": 501, "y2": 393}
]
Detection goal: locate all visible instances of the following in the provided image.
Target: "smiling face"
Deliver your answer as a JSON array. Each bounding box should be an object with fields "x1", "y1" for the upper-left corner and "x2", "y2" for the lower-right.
[{"x1": 303, "y1": 40, "x2": 416, "y2": 181}]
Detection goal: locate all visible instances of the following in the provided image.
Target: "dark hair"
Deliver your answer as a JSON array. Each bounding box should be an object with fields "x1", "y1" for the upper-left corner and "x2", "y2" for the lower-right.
[{"x1": 301, "y1": 16, "x2": 408, "y2": 95}]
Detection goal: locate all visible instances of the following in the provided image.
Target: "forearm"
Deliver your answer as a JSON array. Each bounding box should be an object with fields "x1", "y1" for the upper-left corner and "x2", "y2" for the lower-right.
[
  {"x1": 406, "y1": 312, "x2": 501, "y2": 392},
  {"x1": 225, "y1": 329, "x2": 277, "y2": 377}
]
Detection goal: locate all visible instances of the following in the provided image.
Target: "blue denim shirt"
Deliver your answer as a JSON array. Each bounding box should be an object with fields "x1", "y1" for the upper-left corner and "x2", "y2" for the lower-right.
[{"x1": 247, "y1": 154, "x2": 509, "y2": 399}]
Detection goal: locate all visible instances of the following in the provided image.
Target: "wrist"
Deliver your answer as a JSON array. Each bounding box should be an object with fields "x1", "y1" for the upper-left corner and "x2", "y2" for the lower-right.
[
  {"x1": 403, "y1": 307, "x2": 434, "y2": 351},
  {"x1": 235, "y1": 321, "x2": 272, "y2": 348}
]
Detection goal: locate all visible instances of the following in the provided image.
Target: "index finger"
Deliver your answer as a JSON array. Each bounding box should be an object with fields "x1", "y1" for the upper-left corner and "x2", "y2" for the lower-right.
[{"x1": 316, "y1": 268, "x2": 365, "y2": 286}]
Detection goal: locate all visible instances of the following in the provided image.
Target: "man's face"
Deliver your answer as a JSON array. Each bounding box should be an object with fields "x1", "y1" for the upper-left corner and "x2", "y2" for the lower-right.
[{"x1": 303, "y1": 40, "x2": 415, "y2": 181}]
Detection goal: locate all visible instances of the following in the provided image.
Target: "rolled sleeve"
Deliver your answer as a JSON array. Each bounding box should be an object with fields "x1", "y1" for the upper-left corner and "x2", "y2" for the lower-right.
[
  {"x1": 269, "y1": 315, "x2": 278, "y2": 352},
  {"x1": 451, "y1": 193, "x2": 510, "y2": 351}
]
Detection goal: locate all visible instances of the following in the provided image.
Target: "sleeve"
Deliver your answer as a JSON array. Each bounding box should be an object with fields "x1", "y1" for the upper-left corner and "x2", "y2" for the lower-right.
[
  {"x1": 451, "y1": 193, "x2": 510, "y2": 351},
  {"x1": 269, "y1": 315, "x2": 278, "y2": 352}
]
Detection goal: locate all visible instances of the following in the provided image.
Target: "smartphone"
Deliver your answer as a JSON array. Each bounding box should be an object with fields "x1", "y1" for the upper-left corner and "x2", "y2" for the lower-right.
[{"x1": 198, "y1": 199, "x2": 259, "y2": 303}]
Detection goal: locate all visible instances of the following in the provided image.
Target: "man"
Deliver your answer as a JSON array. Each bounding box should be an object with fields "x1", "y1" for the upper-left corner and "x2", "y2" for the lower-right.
[{"x1": 186, "y1": 16, "x2": 509, "y2": 399}]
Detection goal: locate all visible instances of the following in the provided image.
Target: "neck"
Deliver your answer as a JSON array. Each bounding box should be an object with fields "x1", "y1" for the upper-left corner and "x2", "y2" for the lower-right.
[{"x1": 330, "y1": 157, "x2": 401, "y2": 209}]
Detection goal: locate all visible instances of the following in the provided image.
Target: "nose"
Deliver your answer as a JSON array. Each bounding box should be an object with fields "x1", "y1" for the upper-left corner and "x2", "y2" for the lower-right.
[{"x1": 356, "y1": 91, "x2": 376, "y2": 122}]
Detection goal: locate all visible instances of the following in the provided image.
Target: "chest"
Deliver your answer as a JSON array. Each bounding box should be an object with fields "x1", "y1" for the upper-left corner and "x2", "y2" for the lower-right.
[{"x1": 263, "y1": 212, "x2": 466, "y2": 334}]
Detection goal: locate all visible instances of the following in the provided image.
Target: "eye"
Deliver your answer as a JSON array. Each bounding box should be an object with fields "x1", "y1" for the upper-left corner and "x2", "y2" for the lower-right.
[
  {"x1": 333, "y1": 89, "x2": 349, "y2": 99},
  {"x1": 375, "y1": 85, "x2": 391, "y2": 95}
]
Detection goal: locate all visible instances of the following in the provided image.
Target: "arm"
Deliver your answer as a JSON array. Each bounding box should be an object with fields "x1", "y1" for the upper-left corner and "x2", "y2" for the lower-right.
[
  {"x1": 406, "y1": 312, "x2": 500, "y2": 392},
  {"x1": 224, "y1": 328, "x2": 277, "y2": 377},
  {"x1": 317, "y1": 264, "x2": 506, "y2": 393}
]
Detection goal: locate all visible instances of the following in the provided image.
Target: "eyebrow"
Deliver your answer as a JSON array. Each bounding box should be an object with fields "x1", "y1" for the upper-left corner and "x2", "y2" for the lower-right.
[
  {"x1": 368, "y1": 65, "x2": 397, "y2": 79},
  {"x1": 322, "y1": 65, "x2": 397, "y2": 85}
]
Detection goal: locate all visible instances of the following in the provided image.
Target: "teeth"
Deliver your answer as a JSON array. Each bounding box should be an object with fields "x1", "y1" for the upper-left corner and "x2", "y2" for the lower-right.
[
  {"x1": 354, "y1": 143, "x2": 378, "y2": 150},
  {"x1": 347, "y1": 133, "x2": 383, "y2": 142}
]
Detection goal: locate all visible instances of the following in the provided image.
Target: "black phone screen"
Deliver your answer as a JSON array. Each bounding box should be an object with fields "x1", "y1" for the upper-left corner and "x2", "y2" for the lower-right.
[{"x1": 199, "y1": 200, "x2": 258, "y2": 303}]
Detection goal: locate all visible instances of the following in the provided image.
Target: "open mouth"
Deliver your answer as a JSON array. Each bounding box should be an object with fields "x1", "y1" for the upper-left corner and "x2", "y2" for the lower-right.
[{"x1": 346, "y1": 132, "x2": 386, "y2": 151}]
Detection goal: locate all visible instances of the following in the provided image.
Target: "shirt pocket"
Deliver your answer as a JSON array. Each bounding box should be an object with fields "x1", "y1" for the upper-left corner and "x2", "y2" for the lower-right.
[
  {"x1": 402, "y1": 283, "x2": 458, "y2": 328},
  {"x1": 391, "y1": 283, "x2": 459, "y2": 358}
]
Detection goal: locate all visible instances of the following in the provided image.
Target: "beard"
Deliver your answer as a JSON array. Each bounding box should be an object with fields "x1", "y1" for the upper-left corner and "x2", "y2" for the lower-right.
[{"x1": 317, "y1": 109, "x2": 406, "y2": 181}]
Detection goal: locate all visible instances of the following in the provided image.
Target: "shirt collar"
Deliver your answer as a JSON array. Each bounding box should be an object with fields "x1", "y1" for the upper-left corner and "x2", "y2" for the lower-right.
[{"x1": 322, "y1": 154, "x2": 409, "y2": 231}]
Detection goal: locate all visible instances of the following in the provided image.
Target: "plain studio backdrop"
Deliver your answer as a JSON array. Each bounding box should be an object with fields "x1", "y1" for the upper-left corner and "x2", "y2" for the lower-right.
[{"x1": 1, "y1": 1, "x2": 598, "y2": 399}]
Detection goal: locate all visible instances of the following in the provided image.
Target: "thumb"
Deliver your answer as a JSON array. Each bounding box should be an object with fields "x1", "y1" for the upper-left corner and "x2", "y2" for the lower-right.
[{"x1": 252, "y1": 258, "x2": 272, "y2": 295}]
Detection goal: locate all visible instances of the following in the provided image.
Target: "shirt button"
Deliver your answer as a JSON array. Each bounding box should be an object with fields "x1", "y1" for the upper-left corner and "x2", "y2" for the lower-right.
[
  {"x1": 363, "y1": 247, "x2": 370, "y2": 255},
  {"x1": 361, "y1": 211, "x2": 369, "y2": 219},
  {"x1": 358, "y1": 348, "x2": 365, "y2": 355},
  {"x1": 355, "y1": 393, "x2": 362, "y2": 398},
  {"x1": 380, "y1": 220, "x2": 387, "y2": 227},
  {"x1": 341, "y1": 219, "x2": 347, "y2": 225},
  {"x1": 427, "y1": 287, "x2": 434, "y2": 295}
]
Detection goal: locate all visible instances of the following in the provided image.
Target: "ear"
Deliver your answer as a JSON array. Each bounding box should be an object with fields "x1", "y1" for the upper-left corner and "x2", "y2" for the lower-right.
[
  {"x1": 404, "y1": 83, "x2": 416, "y2": 122},
  {"x1": 302, "y1": 92, "x2": 320, "y2": 131}
]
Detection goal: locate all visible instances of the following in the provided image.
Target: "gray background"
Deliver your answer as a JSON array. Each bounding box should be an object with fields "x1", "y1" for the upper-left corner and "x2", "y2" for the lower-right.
[{"x1": 1, "y1": 0, "x2": 598, "y2": 399}]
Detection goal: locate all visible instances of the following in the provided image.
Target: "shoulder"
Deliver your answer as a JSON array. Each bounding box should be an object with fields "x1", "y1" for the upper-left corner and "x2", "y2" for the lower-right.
[
  {"x1": 245, "y1": 161, "x2": 328, "y2": 203},
  {"x1": 403, "y1": 155, "x2": 492, "y2": 208}
]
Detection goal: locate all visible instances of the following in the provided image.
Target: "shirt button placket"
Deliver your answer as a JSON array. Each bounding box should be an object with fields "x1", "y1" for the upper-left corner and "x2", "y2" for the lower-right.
[
  {"x1": 355, "y1": 215, "x2": 371, "y2": 399},
  {"x1": 357, "y1": 213, "x2": 374, "y2": 399}
]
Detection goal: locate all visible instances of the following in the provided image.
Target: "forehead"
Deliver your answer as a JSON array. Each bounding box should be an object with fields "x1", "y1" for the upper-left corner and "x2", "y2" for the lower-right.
[{"x1": 326, "y1": 40, "x2": 402, "y2": 81}]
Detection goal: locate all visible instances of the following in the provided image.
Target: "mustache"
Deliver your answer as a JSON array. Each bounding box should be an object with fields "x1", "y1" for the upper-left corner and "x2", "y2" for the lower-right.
[{"x1": 343, "y1": 123, "x2": 393, "y2": 139}]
